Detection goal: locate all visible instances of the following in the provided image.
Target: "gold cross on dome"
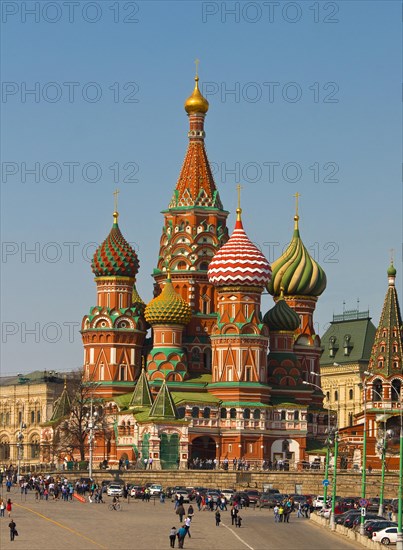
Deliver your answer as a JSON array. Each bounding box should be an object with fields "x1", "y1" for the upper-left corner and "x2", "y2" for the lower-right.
[
  {"x1": 195, "y1": 58, "x2": 200, "y2": 77},
  {"x1": 113, "y1": 188, "x2": 120, "y2": 212},
  {"x1": 236, "y1": 184, "x2": 243, "y2": 210},
  {"x1": 390, "y1": 248, "x2": 395, "y2": 263},
  {"x1": 293, "y1": 192, "x2": 301, "y2": 216}
]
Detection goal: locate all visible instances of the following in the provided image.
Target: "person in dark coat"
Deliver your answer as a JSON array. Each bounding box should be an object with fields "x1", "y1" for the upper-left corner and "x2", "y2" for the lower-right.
[
  {"x1": 215, "y1": 510, "x2": 221, "y2": 526},
  {"x1": 9, "y1": 519, "x2": 17, "y2": 541},
  {"x1": 176, "y1": 503, "x2": 185, "y2": 522}
]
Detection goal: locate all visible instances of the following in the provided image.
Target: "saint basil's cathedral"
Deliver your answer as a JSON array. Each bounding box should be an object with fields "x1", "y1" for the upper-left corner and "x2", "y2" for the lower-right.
[{"x1": 74, "y1": 73, "x2": 331, "y2": 469}]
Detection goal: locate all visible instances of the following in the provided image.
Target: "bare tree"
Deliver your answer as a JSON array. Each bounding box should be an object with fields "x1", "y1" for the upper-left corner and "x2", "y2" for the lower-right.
[{"x1": 53, "y1": 369, "x2": 111, "y2": 463}]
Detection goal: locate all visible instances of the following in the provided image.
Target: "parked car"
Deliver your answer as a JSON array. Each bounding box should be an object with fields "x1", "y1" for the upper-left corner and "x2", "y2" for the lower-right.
[
  {"x1": 107, "y1": 483, "x2": 123, "y2": 497},
  {"x1": 265, "y1": 493, "x2": 289, "y2": 508},
  {"x1": 372, "y1": 526, "x2": 398, "y2": 545},
  {"x1": 148, "y1": 484, "x2": 163, "y2": 496},
  {"x1": 245, "y1": 490, "x2": 261, "y2": 505},
  {"x1": 172, "y1": 490, "x2": 190, "y2": 503},
  {"x1": 343, "y1": 512, "x2": 362, "y2": 528},
  {"x1": 220, "y1": 489, "x2": 235, "y2": 501},
  {"x1": 206, "y1": 491, "x2": 221, "y2": 503},
  {"x1": 313, "y1": 496, "x2": 325, "y2": 509},
  {"x1": 231, "y1": 492, "x2": 250, "y2": 507},
  {"x1": 130, "y1": 485, "x2": 144, "y2": 499},
  {"x1": 365, "y1": 521, "x2": 397, "y2": 539},
  {"x1": 352, "y1": 514, "x2": 384, "y2": 529},
  {"x1": 335, "y1": 510, "x2": 359, "y2": 525}
]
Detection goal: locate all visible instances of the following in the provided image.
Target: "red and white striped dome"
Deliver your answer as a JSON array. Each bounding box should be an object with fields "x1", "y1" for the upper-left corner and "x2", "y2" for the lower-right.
[{"x1": 208, "y1": 213, "x2": 272, "y2": 287}]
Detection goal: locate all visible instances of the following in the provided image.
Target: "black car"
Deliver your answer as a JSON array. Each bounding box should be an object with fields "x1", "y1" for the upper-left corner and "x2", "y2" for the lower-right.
[
  {"x1": 352, "y1": 514, "x2": 384, "y2": 529},
  {"x1": 335, "y1": 510, "x2": 359, "y2": 525},
  {"x1": 343, "y1": 512, "x2": 362, "y2": 528}
]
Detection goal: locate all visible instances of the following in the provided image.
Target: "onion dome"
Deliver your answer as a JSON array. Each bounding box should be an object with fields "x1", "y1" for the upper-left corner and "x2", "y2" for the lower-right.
[
  {"x1": 184, "y1": 76, "x2": 209, "y2": 114},
  {"x1": 387, "y1": 261, "x2": 397, "y2": 278},
  {"x1": 208, "y1": 208, "x2": 271, "y2": 287},
  {"x1": 267, "y1": 214, "x2": 326, "y2": 297},
  {"x1": 132, "y1": 284, "x2": 145, "y2": 307},
  {"x1": 264, "y1": 291, "x2": 300, "y2": 332},
  {"x1": 145, "y1": 274, "x2": 192, "y2": 326},
  {"x1": 92, "y1": 212, "x2": 139, "y2": 278}
]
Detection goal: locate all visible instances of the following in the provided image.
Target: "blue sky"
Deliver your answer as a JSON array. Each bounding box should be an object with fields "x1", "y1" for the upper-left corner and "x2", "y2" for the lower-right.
[{"x1": 1, "y1": 1, "x2": 401, "y2": 375}]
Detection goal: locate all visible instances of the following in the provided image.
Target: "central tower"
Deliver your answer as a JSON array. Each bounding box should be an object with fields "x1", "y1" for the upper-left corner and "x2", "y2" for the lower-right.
[{"x1": 153, "y1": 71, "x2": 229, "y2": 374}]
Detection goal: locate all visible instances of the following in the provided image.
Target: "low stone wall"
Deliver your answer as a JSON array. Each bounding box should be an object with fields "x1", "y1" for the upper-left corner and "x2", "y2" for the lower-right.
[
  {"x1": 54, "y1": 469, "x2": 398, "y2": 498},
  {"x1": 310, "y1": 513, "x2": 387, "y2": 549}
]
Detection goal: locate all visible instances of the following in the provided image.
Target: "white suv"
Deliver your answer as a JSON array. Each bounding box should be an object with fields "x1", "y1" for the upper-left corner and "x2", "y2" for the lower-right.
[
  {"x1": 107, "y1": 483, "x2": 123, "y2": 497},
  {"x1": 313, "y1": 496, "x2": 325, "y2": 509},
  {"x1": 149, "y1": 484, "x2": 162, "y2": 496}
]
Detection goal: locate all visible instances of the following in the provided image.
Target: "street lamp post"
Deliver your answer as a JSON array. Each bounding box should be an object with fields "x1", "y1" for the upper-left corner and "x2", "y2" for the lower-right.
[
  {"x1": 329, "y1": 429, "x2": 339, "y2": 530},
  {"x1": 86, "y1": 399, "x2": 99, "y2": 480},
  {"x1": 390, "y1": 384, "x2": 403, "y2": 550},
  {"x1": 303, "y1": 380, "x2": 331, "y2": 506},
  {"x1": 16, "y1": 422, "x2": 26, "y2": 481},
  {"x1": 359, "y1": 371, "x2": 371, "y2": 536}
]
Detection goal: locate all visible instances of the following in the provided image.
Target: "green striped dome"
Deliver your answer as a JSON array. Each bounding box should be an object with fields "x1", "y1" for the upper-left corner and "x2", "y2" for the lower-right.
[
  {"x1": 267, "y1": 216, "x2": 327, "y2": 297},
  {"x1": 145, "y1": 277, "x2": 191, "y2": 326},
  {"x1": 263, "y1": 295, "x2": 300, "y2": 332}
]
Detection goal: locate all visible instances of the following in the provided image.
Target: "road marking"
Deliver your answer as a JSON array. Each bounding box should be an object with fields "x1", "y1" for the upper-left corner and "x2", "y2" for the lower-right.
[
  {"x1": 15, "y1": 503, "x2": 108, "y2": 549},
  {"x1": 222, "y1": 522, "x2": 255, "y2": 550}
]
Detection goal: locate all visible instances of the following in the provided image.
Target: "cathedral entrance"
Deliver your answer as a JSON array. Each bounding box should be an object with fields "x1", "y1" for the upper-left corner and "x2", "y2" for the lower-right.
[
  {"x1": 160, "y1": 433, "x2": 179, "y2": 470},
  {"x1": 190, "y1": 436, "x2": 216, "y2": 460}
]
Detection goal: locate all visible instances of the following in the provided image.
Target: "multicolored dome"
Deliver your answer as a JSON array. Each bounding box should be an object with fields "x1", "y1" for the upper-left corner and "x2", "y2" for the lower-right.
[
  {"x1": 267, "y1": 215, "x2": 326, "y2": 297},
  {"x1": 145, "y1": 276, "x2": 192, "y2": 326},
  {"x1": 92, "y1": 213, "x2": 139, "y2": 278},
  {"x1": 264, "y1": 293, "x2": 300, "y2": 332},
  {"x1": 208, "y1": 210, "x2": 271, "y2": 287},
  {"x1": 184, "y1": 76, "x2": 209, "y2": 114}
]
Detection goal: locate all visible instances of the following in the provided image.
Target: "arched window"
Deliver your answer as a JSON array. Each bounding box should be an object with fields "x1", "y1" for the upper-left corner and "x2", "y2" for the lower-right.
[
  {"x1": 220, "y1": 408, "x2": 227, "y2": 419},
  {"x1": 253, "y1": 409, "x2": 261, "y2": 420},
  {"x1": 230, "y1": 408, "x2": 237, "y2": 419},
  {"x1": 177, "y1": 261, "x2": 187, "y2": 270},
  {"x1": 392, "y1": 379, "x2": 401, "y2": 401},
  {"x1": 323, "y1": 414, "x2": 329, "y2": 426},
  {"x1": 191, "y1": 407, "x2": 199, "y2": 418},
  {"x1": 281, "y1": 410, "x2": 286, "y2": 421},
  {"x1": 373, "y1": 380, "x2": 383, "y2": 401},
  {"x1": 31, "y1": 411, "x2": 35, "y2": 424},
  {"x1": 326, "y1": 391, "x2": 330, "y2": 401},
  {"x1": 200, "y1": 262, "x2": 209, "y2": 271},
  {"x1": 177, "y1": 407, "x2": 185, "y2": 419},
  {"x1": 243, "y1": 408, "x2": 250, "y2": 420},
  {"x1": 334, "y1": 390, "x2": 338, "y2": 401},
  {"x1": 0, "y1": 440, "x2": 10, "y2": 460},
  {"x1": 348, "y1": 413, "x2": 353, "y2": 427},
  {"x1": 349, "y1": 389, "x2": 354, "y2": 400},
  {"x1": 294, "y1": 410, "x2": 299, "y2": 421},
  {"x1": 203, "y1": 407, "x2": 211, "y2": 419},
  {"x1": 30, "y1": 437, "x2": 40, "y2": 459},
  {"x1": 37, "y1": 411, "x2": 40, "y2": 423}
]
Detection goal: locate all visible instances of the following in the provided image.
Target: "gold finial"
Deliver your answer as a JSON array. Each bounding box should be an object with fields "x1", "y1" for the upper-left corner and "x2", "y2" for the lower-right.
[
  {"x1": 195, "y1": 58, "x2": 200, "y2": 78},
  {"x1": 390, "y1": 248, "x2": 395, "y2": 265},
  {"x1": 63, "y1": 374, "x2": 67, "y2": 390},
  {"x1": 141, "y1": 356, "x2": 145, "y2": 370},
  {"x1": 113, "y1": 188, "x2": 120, "y2": 224},
  {"x1": 236, "y1": 184, "x2": 243, "y2": 221},
  {"x1": 293, "y1": 192, "x2": 300, "y2": 229},
  {"x1": 184, "y1": 61, "x2": 209, "y2": 114},
  {"x1": 166, "y1": 266, "x2": 171, "y2": 281}
]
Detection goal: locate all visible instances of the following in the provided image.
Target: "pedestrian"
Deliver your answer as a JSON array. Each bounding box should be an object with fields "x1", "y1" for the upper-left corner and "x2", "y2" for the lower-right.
[
  {"x1": 176, "y1": 503, "x2": 185, "y2": 523},
  {"x1": 6, "y1": 499, "x2": 12, "y2": 517},
  {"x1": 274, "y1": 504, "x2": 279, "y2": 522},
  {"x1": 184, "y1": 516, "x2": 192, "y2": 537},
  {"x1": 235, "y1": 515, "x2": 242, "y2": 528},
  {"x1": 9, "y1": 518, "x2": 17, "y2": 541},
  {"x1": 215, "y1": 510, "x2": 221, "y2": 526},
  {"x1": 231, "y1": 506, "x2": 238, "y2": 525},
  {"x1": 187, "y1": 504, "x2": 194, "y2": 517},
  {"x1": 278, "y1": 504, "x2": 284, "y2": 523},
  {"x1": 169, "y1": 526, "x2": 177, "y2": 548},
  {"x1": 177, "y1": 525, "x2": 186, "y2": 549},
  {"x1": 297, "y1": 502, "x2": 303, "y2": 518},
  {"x1": 160, "y1": 491, "x2": 166, "y2": 504},
  {"x1": 284, "y1": 507, "x2": 291, "y2": 523}
]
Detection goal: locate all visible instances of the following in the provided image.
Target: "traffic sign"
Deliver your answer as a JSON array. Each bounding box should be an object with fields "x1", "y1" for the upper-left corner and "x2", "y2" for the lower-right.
[
  {"x1": 359, "y1": 498, "x2": 368, "y2": 507},
  {"x1": 361, "y1": 507, "x2": 366, "y2": 517},
  {"x1": 322, "y1": 479, "x2": 330, "y2": 486}
]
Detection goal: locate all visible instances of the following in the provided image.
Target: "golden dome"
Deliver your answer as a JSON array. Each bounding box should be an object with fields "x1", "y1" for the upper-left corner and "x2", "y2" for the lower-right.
[{"x1": 184, "y1": 76, "x2": 209, "y2": 114}]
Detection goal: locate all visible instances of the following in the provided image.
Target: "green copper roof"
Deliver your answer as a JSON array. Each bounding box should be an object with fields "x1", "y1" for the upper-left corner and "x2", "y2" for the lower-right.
[
  {"x1": 320, "y1": 316, "x2": 376, "y2": 366},
  {"x1": 50, "y1": 382, "x2": 71, "y2": 421},
  {"x1": 129, "y1": 368, "x2": 152, "y2": 408},
  {"x1": 264, "y1": 295, "x2": 300, "y2": 331},
  {"x1": 267, "y1": 216, "x2": 326, "y2": 297},
  {"x1": 148, "y1": 380, "x2": 177, "y2": 419},
  {"x1": 172, "y1": 392, "x2": 220, "y2": 405}
]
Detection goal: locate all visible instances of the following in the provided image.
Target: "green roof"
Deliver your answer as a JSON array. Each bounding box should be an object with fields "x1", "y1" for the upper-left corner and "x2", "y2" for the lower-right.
[
  {"x1": 220, "y1": 401, "x2": 267, "y2": 407},
  {"x1": 129, "y1": 368, "x2": 152, "y2": 408},
  {"x1": 114, "y1": 393, "x2": 133, "y2": 410},
  {"x1": 320, "y1": 316, "x2": 376, "y2": 365},
  {"x1": 149, "y1": 380, "x2": 177, "y2": 419},
  {"x1": 50, "y1": 383, "x2": 71, "y2": 421},
  {"x1": 172, "y1": 392, "x2": 220, "y2": 405}
]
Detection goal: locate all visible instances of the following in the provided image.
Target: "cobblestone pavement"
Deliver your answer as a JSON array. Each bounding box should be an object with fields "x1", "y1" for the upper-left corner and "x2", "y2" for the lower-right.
[{"x1": 0, "y1": 489, "x2": 360, "y2": 550}]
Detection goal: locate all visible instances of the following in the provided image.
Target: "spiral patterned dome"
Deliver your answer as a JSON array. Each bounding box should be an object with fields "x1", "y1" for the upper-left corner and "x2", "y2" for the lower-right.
[
  {"x1": 267, "y1": 216, "x2": 326, "y2": 297},
  {"x1": 264, "y1": 294, "x2": 300, "y2": 332},
  {"x1": 145, "y1": 276, "x2": 192, "y2": 326},
  {"x1": 92, "y1": 213, "x2": 139, "y2": 278},
  {"x1": 208, "y1": 212, "x2": 272, "y2": 287}
]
